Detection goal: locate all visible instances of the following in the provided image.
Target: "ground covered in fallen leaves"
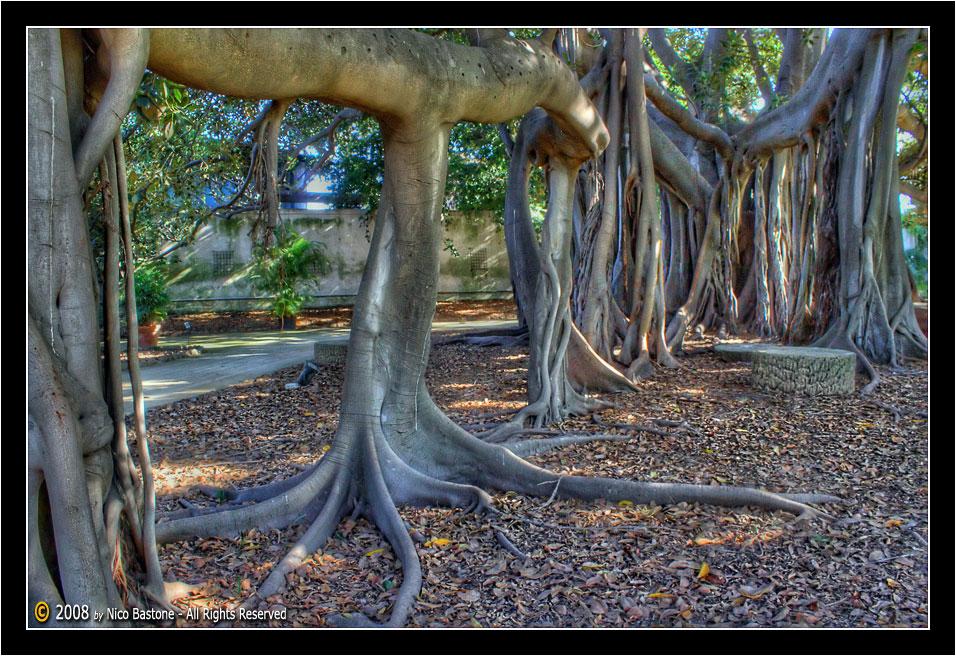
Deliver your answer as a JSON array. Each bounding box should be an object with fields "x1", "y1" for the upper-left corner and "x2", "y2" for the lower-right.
[
  {"x1": 145, "y1": 333, "x2": 928, "y2": 628},
  {"x1": 160, "y1": 299, "x2": 516, "y2": 336}
]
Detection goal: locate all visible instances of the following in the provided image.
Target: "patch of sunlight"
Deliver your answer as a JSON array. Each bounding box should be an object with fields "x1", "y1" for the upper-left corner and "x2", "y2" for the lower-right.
[
  {"x1": 497, "y1": 354, "x2": 526, "y2": 362},
  {"x1": 447, "y1": 400, "x2": 522, "y2": 411},
  {"x1": 140, "y1": 379, "x2": 191, "y2": 389},
  {"x1": 167, "y1": 266, "x2": 194, "y2": 285}
]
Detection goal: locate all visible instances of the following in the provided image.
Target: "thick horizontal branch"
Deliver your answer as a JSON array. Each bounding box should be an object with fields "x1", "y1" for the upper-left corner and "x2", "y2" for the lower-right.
[
  {"x1": 147, "y1": 28, "x2": 607, "y2": 155},
  {"x1": 647, "y1": 115, "x2": 713, "y2": 210},
  {"x1": 734, "y1": 28, "x2": 881, "y2": 159},
  {"x1": 643, "y1": 72, "x2": 733, "y2": 160}
]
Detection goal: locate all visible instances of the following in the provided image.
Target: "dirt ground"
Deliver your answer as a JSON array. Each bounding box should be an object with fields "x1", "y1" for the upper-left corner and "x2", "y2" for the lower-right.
[
  {"x1": 143, "y1": 333, "x2": 928, "y2": 628},
  {"x1": 161, "y1": 299, "x2": 517, "y2": 336}
]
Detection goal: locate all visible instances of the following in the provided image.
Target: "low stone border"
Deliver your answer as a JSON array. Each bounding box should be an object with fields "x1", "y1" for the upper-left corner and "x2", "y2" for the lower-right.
[
  {"x1": 751, "y1": 346, "x2": 856, "y2": 396},
  {"x1": 314, "y1": 342, "x2": 348, "y2": 365},
  {"x1": 713, "y1": 343, "x2": 775, "y2": 362}
]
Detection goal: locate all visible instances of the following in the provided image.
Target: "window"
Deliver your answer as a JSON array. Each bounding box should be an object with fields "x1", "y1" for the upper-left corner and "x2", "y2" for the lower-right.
[
  {"x1": 212, "y1": 250, "x2": 234, "y2": 277},
  {"x1": 468, "y1": 249, "x2": 488, "y2": 278}
]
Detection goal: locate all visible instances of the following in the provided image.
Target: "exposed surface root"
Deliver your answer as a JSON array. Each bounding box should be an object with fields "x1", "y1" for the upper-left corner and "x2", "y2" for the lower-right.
[
  {"x1": 493, "y1": 526, "x2": 529, "y2": 560},
  {"x1": 158, "y1": 394, "x2": 841, "y2": 628},
  {"x1": 591, "y1": 412, "x2": 676, "y2": 436},
  {"x1": 155, "y1": 458, "x2": 336, "y2": 543},
  {"x1": 505, "y1": 432, "x2": 640, "y2": 457},
  {"x1": 813, "y1": 332, "x2": 880, "y2": 395},
  {"x1": 436, "y1": 329, "x2": 529, "y2": 348},
  {"x1": 240, "y1": 468, "x2": 350, "y2": 611},
  {"x1": 325, "y1": 430, "x2": 423, "y2": 627},
  {"x1": 193, "y1": 461, "x2": 321, "y2": 505},
  {"x1": 481, "y1": 394, "x2": 611, "y2": 443}
]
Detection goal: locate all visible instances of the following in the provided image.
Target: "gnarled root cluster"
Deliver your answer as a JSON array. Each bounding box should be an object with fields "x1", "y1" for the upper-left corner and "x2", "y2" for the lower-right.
[{"x1": 156, "y1": 387, "x2": 839, "y2": 628}]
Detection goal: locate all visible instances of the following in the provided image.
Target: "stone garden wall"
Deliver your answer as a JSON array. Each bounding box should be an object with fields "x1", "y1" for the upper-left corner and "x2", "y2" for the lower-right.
[{"x1": 165, "y1": 209, "x2": 512, "y2": 313}]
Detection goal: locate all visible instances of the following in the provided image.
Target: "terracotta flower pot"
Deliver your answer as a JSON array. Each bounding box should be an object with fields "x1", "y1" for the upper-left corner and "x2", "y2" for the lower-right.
[{"x1": 138, "y1": 322, "x2": 162, "y2": 348}]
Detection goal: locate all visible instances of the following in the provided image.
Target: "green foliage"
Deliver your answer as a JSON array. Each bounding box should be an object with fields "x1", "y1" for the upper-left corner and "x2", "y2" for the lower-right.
[
  {"x1": 325, "y1": 115, "x2": 384, "y2": 211},
  {"x1": 123, "y1": 73, "x2": 261, "y2": 263},
  {"x1": 898, "y1": 44, "x2": 927, "y2": 224},
  {"x1": 902, "y1": 209, "x2": 928, "y2": 298},
  {"x1": 446, "y1": 122, "x2": 509, "y2": 214},
  {"x1": 443, "y1": 238, "x2": 461, "y2": 258},
  {"x1": 270, "y1": 287, "x2": 306, "y2": 320},
  {"x1": 133, "y1": 263, "x2": 171, "y2": 324},
  {"x1": 904, "y1": 247, "x2": 927, "y2": 299},
  {"x1": 249, "y1": 226, "x2": 329, "y2": 318},
  {"x1": 645, "y1": 28, "x2": 784, "y2": 124},
  {"x1": 326, "y1": 116, "x2": 524, "y2": 219}
]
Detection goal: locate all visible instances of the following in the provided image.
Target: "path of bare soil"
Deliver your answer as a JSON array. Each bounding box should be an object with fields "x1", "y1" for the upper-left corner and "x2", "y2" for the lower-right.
[{"x1": 142, "y1": 334, "x2": 928, "y2": 628}]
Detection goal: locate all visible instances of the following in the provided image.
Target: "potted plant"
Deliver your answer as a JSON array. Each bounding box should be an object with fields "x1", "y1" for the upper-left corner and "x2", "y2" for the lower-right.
[
  {"x1": 250, "y1": 226, "x2": 328, "y2": 331},
  {"x1": 273, "y1": 287, "x2": 304, "y2": 330},
  {"x1": 133, "y1": 264, "x2": 170, "y2": 348}
]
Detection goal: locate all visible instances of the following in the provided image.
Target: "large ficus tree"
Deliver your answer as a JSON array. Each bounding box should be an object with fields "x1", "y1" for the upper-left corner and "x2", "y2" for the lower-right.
[
  {"x1": 496, "y1": 27, "x2": 926, "y2": 434},
  {"x1": 30, "y1": 27, "x2": 854, "y2": 628},
  {"x1": 646, "y1": 30, "x2": 924, "y2": 367}
]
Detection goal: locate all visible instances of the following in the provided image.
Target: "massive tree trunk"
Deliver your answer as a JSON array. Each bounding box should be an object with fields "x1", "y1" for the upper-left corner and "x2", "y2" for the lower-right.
[
  {"x1": 488, "y1": 109, "x2": 633, "y2": 440},
  {"x1": 28, "y1": 28, "x2": 162, "y2": 625},
  {"x1": 498, "y1": 109, "x2": 636, "y2": 430},
  {"x1": 810, "y1": 29, "x2": 926, "y2": 385}
]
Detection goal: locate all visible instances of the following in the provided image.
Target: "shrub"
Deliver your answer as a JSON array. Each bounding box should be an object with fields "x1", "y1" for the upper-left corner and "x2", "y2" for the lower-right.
[
  {"x1": 133, "y1": 263, "x2": 170, "y2": 324},
  {"x1": 250, "y1": 226, "x2": 328, "y2": 319}
]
